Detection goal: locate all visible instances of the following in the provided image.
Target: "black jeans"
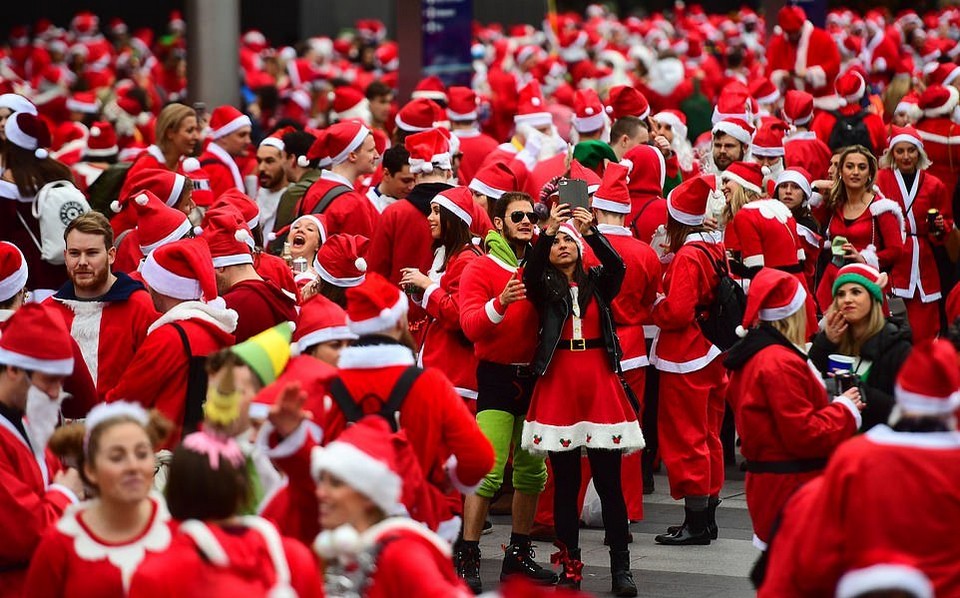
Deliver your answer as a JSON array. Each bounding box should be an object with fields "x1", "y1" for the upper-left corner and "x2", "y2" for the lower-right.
[{"x1": 549, "y1": 448, "x2": 629, "y2": 552}]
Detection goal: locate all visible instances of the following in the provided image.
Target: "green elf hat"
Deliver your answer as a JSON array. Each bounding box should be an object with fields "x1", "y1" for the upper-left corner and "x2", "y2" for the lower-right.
[
  {"x1": 832, "y1": 263, "x2": 887, "y2": 303},
  {"x1": 230, "y1": 322, "x2": 294, "y2": 385}
]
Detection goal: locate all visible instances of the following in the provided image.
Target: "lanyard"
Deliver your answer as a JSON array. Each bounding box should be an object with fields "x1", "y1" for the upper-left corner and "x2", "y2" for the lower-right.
[{"x1": 570, "y1": 286, "x2": 583, "y2": 340}]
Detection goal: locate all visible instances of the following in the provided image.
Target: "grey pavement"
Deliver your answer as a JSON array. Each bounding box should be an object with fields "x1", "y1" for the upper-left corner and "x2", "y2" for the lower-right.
[{"x1": 478, "y1": 468, "x2": 757, "y2": 597}]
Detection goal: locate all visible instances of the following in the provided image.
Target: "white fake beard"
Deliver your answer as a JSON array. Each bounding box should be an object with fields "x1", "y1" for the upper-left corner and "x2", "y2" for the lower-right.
[{"x1": 25, "y1": 385, "x2": 67, "y2": 450}]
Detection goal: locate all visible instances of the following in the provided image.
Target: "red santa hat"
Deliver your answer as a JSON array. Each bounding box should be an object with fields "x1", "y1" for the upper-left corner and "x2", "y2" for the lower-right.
[
  {"x1": 293, "y1": 295, "x2": 358, "y2": 354},
  {"x1": 410, "y1": 76, "x2": 448, "y2": 104},
  {"x1": 514, "y1": 81, "x2": 552, "y2": 129},
  {"x1": 736, "y1": 268, "x2": 807, "y2": 337},
  {"x1": 515, "y1": 44, "x2": 541, "y2": 66},
  {"x1": 446, "y1": 87, "x2": 479, "y2": 122},
  {"x1": 0, "y1": 304, "x2": 74, "y2": 376},
  {"x1": 85, "y1": 121, "x2": 118, "y2": 158},
  {"x1": 314, "y1": 234, "x2": 369, "y2": 289},
  {"x1": 181, "y1": 157, "x2": 214, "y2": 208},
  {"x1": 141, "y1": 238, "x2": 219, "y2": 302},
  {"x1": 115, "y1": 168, "x2": 187, "y2": 213},
  {"x1": 749, "y1": 77, "x2": 780, "y2": 106},
  {"x1": 556, "y1": 221, "x2": 585, "y2": 256},
  {"x1": 404, "y1": 128, "x2": 451, "y2": 174},
  {"x1": 894, "y1": 339, "x2": 960, "y2": 417},
  {"x1": 919, "y1": 84, "x2": 960, "y2": 119},
  {"x1": 345, "y1": 271, "x2": 409, "y2": 336},
  {"x1": 376, "y1": 42, "x2": 399, "y2": 71},
  {"x1": 606, "y1": 86, "x2": 651, "y2": 121},
  {"x1": 326, "y1": 121, "x2": 372, "y2": 166},
  {"x1": 834, "y1": 70, "x2": 867, "y2": 107},
  {"x1": 66, "y1": 91, "x2": 100, "y2": 114},
  {"x1": 208, "y1": 105, "x2": 252, "y2": 140},
  {"x1": 5, "y1": 112, "x2": 52, "y2": 159},
  {"x1": 330, "y1": 86, "x2": 370, "y2": 123},
  {"x1": 782, "y1": 90, "x2": 815, "y2": 127},
  {"x1": 713, "y1": 117, "x2": 755, "y2": 146},
  {"x1": 559, "y1": 30, "x2": 589, "y2": 63},
  {"x1": 211, "y1": 189, "x2": 261, "y2": 230},
  {"x1": 652, "y1": 110, "x2": 687, "y2": 141},
  {"x1": 569, "y1": 160, "x2": 602, "y2": 195},
  {"x1": 774, "y1": 167, "x2": 813, "y2": 200},
  {"x1": 591, "y1": 162, "x2": 631, "y2": 214},
  {"x1": 431, "y1": 186, "x2": 474, "y2": 227},
  {"x1": 884, "y1": 126, "x2": 930, "y2": 168},
  {"x1": 667, "y1": 175, "x2": 718, "y2": 226},
  {"x1": 778, "y1": 5, "x2": 807, "y2": 34},
  {"x1": 202, "y1": 206, "x2": 255, "y2": 267},
  {"x1": 751, "y1": 120, "x2": 788, "y2": 158},
  {"x1": 395, "y1": 98, "x2": 441, "y2": 133},
  {"x1": 571, "y1": 89, "x2": 606, "y2": 133},
  {"x1": 721, "y1": 161, "x2": 764, "y2": 194},
  {"x1": 468, "y1": 162, "x2": 518, "y2": 199},
  {"x1": 0, "y1": 242, "x2": 28, "y2": 303},
  {"x1": 836, "y1": 551, "x2": 933, "y2": 598},
  {"x1": 927, "y1": 63, "x2": 960, "y2": 88},
  {"x1": 133, "y1": 192, "x2": 193, "y2": 256},
  {"x1": 356, "y1": 19, "x2": 387, "y2": 44},
  {"x1": 241, "y1": 29, "x2": 268, "y2": 51},
  {"x1": 895, "y1": 92, "x2": 922, "y2": 120},
  {"x1": 712, "y1": 83, "x2": 757, "y2": 124},
  {"x1": 0, "y1": 93, "x2": 38, "y2": 116},
  {"x1": 622, "y1": 144, "x2": 666, "y2": 196}
]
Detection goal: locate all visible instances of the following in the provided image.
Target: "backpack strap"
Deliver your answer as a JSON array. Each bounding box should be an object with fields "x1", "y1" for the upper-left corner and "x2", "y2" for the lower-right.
[
  {"x1": 628, "y1": 197, "x2": 657, "y2": 238},
  {"x1": 309, "y1": 184, "x2": 352, "y2": 216},
  {"x1": 170, "y1": 323, "x2": 206, "y2": 433},
  {"x1": 327, "y1": 377, "x2": 366, "y2": 424},
  {"x1": 689, "y1": 242, "x2": 726, "y2": 277},
  {"x1": 113, "y1": 228, "x2": 133, "y2": 251},
  {"x1": 379, "y1": 367, "x2": 423, "y2": 430}
]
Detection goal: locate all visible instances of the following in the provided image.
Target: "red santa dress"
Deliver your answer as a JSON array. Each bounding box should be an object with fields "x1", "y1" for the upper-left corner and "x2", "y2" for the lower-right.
[
  {"x1": 916, "y1": 116, "x2": 960, "y2": 201},
  {"x1": 766, "y1": 22, "x2": 841, "y2": 98}
]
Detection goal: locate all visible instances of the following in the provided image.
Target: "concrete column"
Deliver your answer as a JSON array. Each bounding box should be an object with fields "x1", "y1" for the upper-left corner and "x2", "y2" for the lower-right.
[
  {"x1": 186, "y1": 0, "x2": 241, "y2": 107},
  {"x1": 397, "y1": 0, "x2": 423, "y2": 103}
]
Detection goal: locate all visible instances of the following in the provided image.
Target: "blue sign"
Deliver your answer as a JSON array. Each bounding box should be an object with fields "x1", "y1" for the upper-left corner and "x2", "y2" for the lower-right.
[
  {"x1": 795, "y1": 0, "x2": 827, "y2": 29},
  {"x1": 422, "y1": 0, "x2": 473, "y2": 88}
]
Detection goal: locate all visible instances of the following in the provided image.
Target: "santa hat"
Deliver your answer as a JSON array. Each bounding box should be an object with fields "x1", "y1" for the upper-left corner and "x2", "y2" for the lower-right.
[
  {"x1": 895, "y1": 92, "x2": 922, "y2": 121},
  {"x1": 834, "y1": 70, "x2": 867, "y2": 107},
  {"x1": 713, "y1": 117, "x2": 755, "y2": 146},
  {"x1": 294, "y1": 295, "x2": 358, "y2": 354},
  {"x1": 411, "y1": 76, "x2": 448, "y2": 104},
  {"x1": 782, "y1": 90, "x2": 815, "y2": 127},
  {"x1": 404, "y1": 128, "x2": 451, "y2": 174},
  {"x1": 836, "y1": 551, "x2": 933, "y2": 598},
  {"x1": 133, "y1": 192, "x2": 193, "y2": 256},
  {"x1": 778, "y1": 5, "x2": 807, "y2": 34},
  {"x1": 721, "y1": 161, "x2": 764, "y2": 194},
  {"x1": 591, "y1": 163, "x2": 631, "y2": 214},
  {"x1": 395, "y1": 98, "x2": 442, "y2": 133},
  {"x1": 276, "y1": 214, "x2": 327, "y2": 247},
  {"x1": 883, "y1": 126, "x2": 930, "y2": 169},
  {"x1": 311, "y1": 416, "x2": 404, "y2": 514},
  {"x1": 606, "y1": 85, "x2": 650, "y2": 120},
  {"x1": 775, "y1": 167, "x2": 813, "y2": 199},
  {"x1": 66, "y1": 91, "x2": 99, "y2": 114},
  {"x1": 572, "y1": 89, "x2": 606, "y2": 133},
  {"x1": 652, "y1": 110, "x2": 688, "y2": 142},
  {"x1": 894, "y1": 339, "x2": 960, "y2": 417},
  {"x1": 431, "y1": 186, "x2": 474, "y2": 226},
  {"x1": 325, "y1": 121, "x2": 371, "y2": 166},
  {"x1": 0, "y1": 242, "x2": 28, "y2": 303},
  {"x1": 751, "y1": 121, "x2": 788, "y2": 159},
  {"x1": 330, "y1": 86, "x2": 370, "y2": 124},
  {"x1": 376, "y1": 42, "x2": 399, "y2": 71},
  {"x1": 208, "y1": 105, "x2": 252, "y2": 140},
  {"x1": 202, "y1": 206, "x2": 255, "y2": 267},
  {"x1": 832, "y1": 263, "x2": 888, "y2": 302},
  {"x1": 514, "y1": 81, "x2": 552, "y2": 128},
  {"x1": 446, "y1": 87, "x2": 479, "y2": 122},
  {"x1": 622, "y1": 144, "x2": 666, "y2": 196},
  {"x1": 0, "y1": 93, "x2": 38, "y2": 116},
  {"x1": 556, "y1": 221, "x2": 585, "y2": 256},
  {"x1": 141, "y1": 239, "x2": 218, "y2": 302},
  {"x1": 919, "y1": 84, "x2": 960, "y2": 119},
  {"x1": 0, "y1": 304, "x2": 74, "y2": 376},
  {"x1": 736, "y1": 268, "x2": 807, "y2": 337},
  {"x1": 469, "y1": 162, "x2": 518, "y2": 199},
  {"x1": 85, "y1": 121, "x2": 118, "y2": 158},
  {"x1": 115, "y1": 168, "x2": 186, "y2": 212},
  {"x1": 5, "y1": 112, "x2": 52, "y2": 159},
  {"x1": 345, "y1": 272, "x2": 409, "y2": 335},
  {"x1": 712, "y1": 84, "x2": 757, "y2": 124},
  {"x1": 231, "y1": 323, "x2": 294, "y2": 386},
  {"x1": 315, "y1": 234, "x2": 369, "y2": 288},
  {"x1": 515, "y1": 44, "x2": 541, "y2": 66},
  {"x1": 182, "y1": 158, "x2": 214, "y2": 208},
  {"x1": 667, "y1": 175, "x2": 718, "y2": 226},
  {"x1": 569, "y1": 160, "x2": 602, "y2": 194},
  {"x1": 356, "y1": 19, "x2": 387, "y2": 44},
  {"x1": 211, "y1": 189, "x2": 261, "y2": 230},
  {"x1": 927, "y1": 63, "x2": 960, "y2": 88},
  {"x1": 749, "y1": 77, "x2": 780, "y2": 106}
]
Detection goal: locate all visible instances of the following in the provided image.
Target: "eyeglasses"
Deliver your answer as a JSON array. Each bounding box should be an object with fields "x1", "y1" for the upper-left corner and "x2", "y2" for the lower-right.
[{"x1": 509, "y1": 211, "x2": 538, "y2": 224}]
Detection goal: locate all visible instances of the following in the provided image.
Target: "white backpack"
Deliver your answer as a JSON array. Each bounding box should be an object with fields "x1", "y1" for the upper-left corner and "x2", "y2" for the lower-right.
[{"x1": 16, "y1": 180, "x2": 90, "y2": 265}]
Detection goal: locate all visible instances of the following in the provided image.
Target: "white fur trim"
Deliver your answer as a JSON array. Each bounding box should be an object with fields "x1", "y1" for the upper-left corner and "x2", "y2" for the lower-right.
[
  {"x1": 330, "y1": 125, "x2": 371, "y2": 166},
  {"x1": 468, "y1": 177, "x2": 507, "y2": 199},
  {"x1": 832, "y1": 395, "x2": 863, "y2": 428},
  {"x1": 759, "y1": 282, "x2": 807, "y2": 321},
  {"x1": 521, "y1": 420, "x2": 645, "y2": 454},
  {"x1": 141, "y1": 254, "x2": 200, "y2": 300},
  {"x1": 179, "y1": 520, "x2": 229, "y2": 565},
  {"x1": 869, "y1": 199, "x2": 906, "y2": 241},
  {"x1": 146, "y1": 300, "x2": 238, "y2": 335},
  {"x1": 444, "y1": 454, "x2": 481, "y2": 495},
  {"x1": 713, "y1": 120, "x2": 753, "y2": 145},
  {"x1": 924, "y1": 86, "x2": 960, "y2": 118},
  {"x1": 260, "y1": 137, "x2": 284, "y2": 151},
  {"x1": 858, "y1": 244, "x2": 879, "y2": 269},
  {"x1": 432, "y1": 195, "x2": 472, "y2": 226},
  {"x1": 666, "y1": 198, "x2": 705, "y2": 226},
  {"x1": 895, "y1": 384, "x2": 960, "y2": 416},
  {"x1": 296, "y1": 326, "x2": 357, "y2": 353},
  {"x1": 311, "y1": 442, "x2": 402, "y2": 512},
  {"x1": 775, "y1": 170, "x2": 812, "y2": 199},
  {"x1": 206, "y1": 142, "x2": 245, "y2": 192},
  {"x1": 239, "y1": 516, "x2": 294, "y2": 596},
  {"x1": 743, "y1": 254, "x2": 765, "y2": 268},
  {"x1": 836, "y1": 564, "x2": 933, "y2": 598},
  {"x1": 513, "y1": 112, "x2": 553, "y2": 128},
  {"x1": 888, "y1": 133, "x2": 923, "y2": 152},
  {"x1": 721, "y1": 170, "x2": 762, "y2": 194},
  {"x1": 5, "y1": 115, "x2": 39, "y2": 150},
  {"x1": 865, "y1": 424, "x2": 960, "y2": 448},
  {"x1": 650, "y1": 340, "x2": 722, "y2": 373},
  {"x1": 573, "y1": 112, "x2": 605, "y2": 133},
  {"x1": 591, "y1": 195, "x2": 630, "y2": 214},
  {"x1": 653, "y1": 111, "x2": 688, "y2": 141},
  {"x1": 0, "y1": 347, "x2": 73, "y2": 376},
  {"x1": 314, "y1": 260, "x2": 365, "y2": 288},
  {"x1": 395, "y1": 113, "x2": 433, "y2": 133},
  {"x1": 620, "y1": 355, "x2": 649, "y2": 370},
  {"x1": 211, "y1": 114, "x2": 252, "y2": 139},
  {"x1": 806, "y1": 66, "x2": 827, "y2": 89},
  {"x1": 752, "y1": 534, "x2": 768, "y2": 551},
  {"x1": 484, "y1": 298, "x2": 505, "y2": 324},
  {"x1": 360, "y1": 517, "x2": 452, "y2": 557},
  {"x1": 347, "y1": 293, "x2": 409, "y2": 336},
  {"x1": 140, "y1": 219, "x2": 193, "y2": 255},
  {"x1": 57, "y1": 300, "x2": 103, "y2": 385},
  {"x1": 337, "y1": 343, "x2": 415, "y2": 369},
  {"x1": 256, "y1": 420, "x2": 322, "y2": 459},
  {"x1": 211, "y1": 253, "x2": 254, "y2": 268},
  {"x1": 743, "y1": 199, "x2": 792, "y2": 224},
  {"x1": 447, "y1": 109, "x2": 477, "y2": 121},
  {"x1": 0, "y1": 251, "x2": 28, "y2": 302}
]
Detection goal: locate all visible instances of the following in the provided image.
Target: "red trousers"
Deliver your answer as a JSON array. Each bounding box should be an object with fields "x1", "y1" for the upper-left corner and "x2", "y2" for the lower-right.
[
  {"x1": 658, "y1": 359, "x2": 727, "y2": 499},
  {"x1": 904, "y1": 297, "x2": 941, "y2": 343}
]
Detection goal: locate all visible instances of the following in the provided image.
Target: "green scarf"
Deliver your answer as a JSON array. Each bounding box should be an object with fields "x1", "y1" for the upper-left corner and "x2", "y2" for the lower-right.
[{"x1": 484, "y1": 231, "x2": 519, "y2": 268}]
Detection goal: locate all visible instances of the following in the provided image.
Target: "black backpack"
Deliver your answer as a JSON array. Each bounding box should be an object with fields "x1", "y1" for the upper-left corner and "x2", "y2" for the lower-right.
[
  {"x1": 826, "y1": 110, "x2": 875, "y2": 154},
  {"x1": 690, "y1": 244, "x2": 747, "y2": 351},
  {"x1": 327, "y1": 366, "x2": 423, "y2": 432},
  {"x1": 85, "y1": 162, "x2": 132, "y2": 216}
]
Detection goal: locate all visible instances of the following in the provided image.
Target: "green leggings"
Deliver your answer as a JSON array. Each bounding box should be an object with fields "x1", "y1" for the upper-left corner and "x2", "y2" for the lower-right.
[{"x1": 475, "y1": 409, "x2": 547, "y2": 498}]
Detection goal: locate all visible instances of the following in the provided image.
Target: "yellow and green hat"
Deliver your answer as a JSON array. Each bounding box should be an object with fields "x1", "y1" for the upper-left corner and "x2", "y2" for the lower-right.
[{"x1": 230, "y1": 322, "x2": 294, "y2": 386}]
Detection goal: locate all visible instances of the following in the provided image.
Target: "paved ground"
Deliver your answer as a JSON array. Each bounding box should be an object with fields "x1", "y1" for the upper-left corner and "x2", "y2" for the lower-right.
[{"x1": 477, "y1": 467, "x2": 757, "y2": 597}]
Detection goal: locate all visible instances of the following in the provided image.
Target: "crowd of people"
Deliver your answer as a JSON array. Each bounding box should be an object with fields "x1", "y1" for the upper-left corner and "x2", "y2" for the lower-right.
[{"x1": 1, "y1": 3, "x2": 960, "y2": 597}]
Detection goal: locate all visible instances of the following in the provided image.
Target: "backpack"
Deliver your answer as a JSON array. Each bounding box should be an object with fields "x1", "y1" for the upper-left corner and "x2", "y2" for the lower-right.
[
  {"x1": 16, "y1": 180, "x2": 90, "y2": 265},
  {"x1": 826, "y1": 110, "x2": 874, "y2": 154},
  {"x1": 85, "y1": 162, "x2": 131, "y2": 215},
  {"x1": 327, "y1": 365, "x2": 423, "y2": 432},
  {"x1": 690, "y1": 244, "x2": 747, "y2": 351}
]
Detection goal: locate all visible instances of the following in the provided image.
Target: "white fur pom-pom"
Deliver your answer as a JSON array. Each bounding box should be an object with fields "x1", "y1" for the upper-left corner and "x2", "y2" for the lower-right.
[
  {"x1": 313, "y1": 530, "x2": 336, "y2": 559},
  {"x1": 267, "y1": 231, "x2": 277, "y2": 242},
  {"x1": 735, "y1": 325, "x2": 748, "y2": 338},
  {"x1": 289, "y1": 341, "x2": 301, "y2": 357},
  {"x1": 193, "y1": 226, "x2": 203, "y2": 236},
  {"x1": 90, "y1": 126, "x2": 101, "y2": 137},
  {"x1": 235, "y1": 229, "x2": 252, "y2": 243},
  {"x1": 135, "y1": 193, "x2": 149, "y2": 206},
  {"x1": 34, "y1": 148, "x2": 48, "y2": 160},
  {"x1": 182, "y1": 157, "x2": 200, "y2": 173},
  {"x1": 297, "y1": 155, "x2": 310, "y2": 168},
  {"x1": 354, "y1": 257, "x2": 367, "y2": 272},
  {"x1": 332, "y1": 524, "x2": 361, "y2": 555},
  {"x1": 761, "y1": 165, "x2": 771, "y2": 176},
  {"x1": 110, "y1": 200, "x2": 122, "y2": 213}
]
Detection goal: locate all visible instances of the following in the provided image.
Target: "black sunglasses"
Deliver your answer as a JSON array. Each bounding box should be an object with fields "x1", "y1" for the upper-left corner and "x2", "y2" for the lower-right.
[{"x1": 509, "y1": 211, "x2": 538, "y2": 224}]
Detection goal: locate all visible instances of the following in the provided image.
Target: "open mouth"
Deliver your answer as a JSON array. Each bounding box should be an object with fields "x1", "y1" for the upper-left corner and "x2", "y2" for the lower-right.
[{"x1": 292, "y1": 234, "x2": 307, "y2": 248}]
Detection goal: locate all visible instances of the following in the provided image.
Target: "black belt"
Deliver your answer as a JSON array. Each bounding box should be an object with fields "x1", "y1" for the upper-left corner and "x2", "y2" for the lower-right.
[
  {"x1": 557, "y1": 338, "x2": 604, "y2": 351},
  {"x1": 0, "y1": 562, "x2": 28, "y2": 573},
  {"x1": 774, "y1": 263, "x2": 805, "y2": 274},
  {"x1": 478, "y1": 360, "x2": 535, "y2": 379},
  {"x1": 744, "y1": 458, "x2": 827, "y2": 474}
]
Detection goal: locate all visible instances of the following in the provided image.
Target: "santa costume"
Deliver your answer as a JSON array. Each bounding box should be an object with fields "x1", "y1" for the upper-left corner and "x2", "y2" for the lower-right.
[
  {"x1": 809, "y1": 70, "x2": 887, "y2": 155},
  {"x1": 915, "y1": 85, "x2": 960, "y2": 202},
  {"x1": 766, "y1": 5, "x2": 841, "y2": 99},
  {"x1": 621, "y1": 144, "x2": 668, "y2": 246},
  {"x1": 197, "y1": 105, "x2": 252, "y2": 198},
  {"x1": 782, "y1": 91, "x2": 832, "y2": 180},
  {"x1": 448, "y1": 87, "x2": 499, "y2": 184},
  {"x1": 112, "y1": 191, "x2": 193, "y2": 275}
]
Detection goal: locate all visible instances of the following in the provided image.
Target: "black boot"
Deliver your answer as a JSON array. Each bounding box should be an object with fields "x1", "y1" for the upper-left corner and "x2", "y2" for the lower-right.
[
  {"x1": 610, "y1": 550, "x2": 638, "y2": 597},
  {"x1": 655, "y1": 508, "x2": 712, "y2": 545},
  {"x1": 455, "y1": 542, "x2": 483, "y2": 593},
  {"x1": 705, "y1": 497, "x2": 722, "y2": 540},
  {"x1": 553, "y1": 546, "x2": 583, "y2": 590},
  {"x1": 641, "y1": 449, "x2": 656, "y2": 494},
  {"x1": 500, "y1": 542, "x2": 558, "y2": 584}
]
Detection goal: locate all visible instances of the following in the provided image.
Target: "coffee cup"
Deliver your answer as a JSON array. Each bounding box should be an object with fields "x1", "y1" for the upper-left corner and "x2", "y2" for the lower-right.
[{"x1": 827, "y1": 354, "x2": 855, "y2": 374}]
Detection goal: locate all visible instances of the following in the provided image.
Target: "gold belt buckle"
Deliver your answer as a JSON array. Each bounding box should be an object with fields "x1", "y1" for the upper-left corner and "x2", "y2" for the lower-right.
[{"x1": 570, "y1": 338, "x2": 586, "y2": 351}]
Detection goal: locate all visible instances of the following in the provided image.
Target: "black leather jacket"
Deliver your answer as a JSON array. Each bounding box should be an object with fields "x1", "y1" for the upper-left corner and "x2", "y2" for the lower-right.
[{"x1": 524, "y1": 228, "x2": 626, "y2": 376}]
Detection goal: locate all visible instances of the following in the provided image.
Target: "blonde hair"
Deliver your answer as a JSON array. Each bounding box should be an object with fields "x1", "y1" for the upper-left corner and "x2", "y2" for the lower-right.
[
  {"x1": 878, "y1": 140, "x2": 931, "y2": 171},
  {"x1": 155, "y1": 103, "x2": 197, "y2": 154},
  {"x1": 768, "y1": 308, "x2": 808, "y2": 349},
  {"x1": 827, "y1": 145, "x2": 878, "y2": 210},
  {"x1": 722, "y1": 185, "x2": 761, "y2": 227},
  {"x1": 834, "y1": 295, "x2": 886, "y2": 356}
]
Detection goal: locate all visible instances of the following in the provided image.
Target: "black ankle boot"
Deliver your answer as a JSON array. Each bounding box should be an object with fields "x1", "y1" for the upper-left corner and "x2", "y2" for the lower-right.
[
  {"x1": 655, "y1": 508, "x2": 712, "y2": 545},
  {"x1": 500, "y1": 542, "x2": 558, "y2": 584},
  {"x1": 706, "y1": 497, "x2": 722, "y2": 540},
  {"x1": 455, "y1": 542, "x2": 483, "y2": 593},
  {"x1": 610, "y1": 550, "x2": 638, "y2": 597},
  {"x1": 552, "y1": 544, "x2": 582, "y2": 589}
]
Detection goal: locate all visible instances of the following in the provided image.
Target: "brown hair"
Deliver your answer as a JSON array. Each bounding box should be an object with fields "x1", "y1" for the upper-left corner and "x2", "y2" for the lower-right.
[
  {"x1": 833, "y1": 292, "x2": 886, "y2": 356},
  {"x1": 164, "y1": 435, "x2": 251, "y2": 521},
  {"x1": 319, "y1": 279, "x2": 348, "y2": 307},
  {"x1": 65, "y1": 211, "x2": 114, "y2": 248},
  {"x1": 827, "y1": 145, "x2": 878, "y2": 210},
  {"x1": 3, "y1": 145, "x2": 74, "y2": 196},
  {"x1": 436, "y1": 204, "x2": 474, "y2": 272},
  {"x1": 155, "y1": 103, "x2": 197, "y2": 154},
  {"x1": 666, "y1": 215, "x2": 712, "y2": 254}
]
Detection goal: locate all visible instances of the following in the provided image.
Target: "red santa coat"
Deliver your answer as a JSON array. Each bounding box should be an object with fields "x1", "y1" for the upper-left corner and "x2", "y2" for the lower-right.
[
  {"x1": 730, "y1": 201, "x2": 805, "y2": 272},
  {"x1": 786, "y1": 426, "x2": 960, "y2": 597},
  {"x1": 766, "y1": 22, "x2": 841, "y2": 97},
  {"x1": 783, "y1": 132, "x2": 832, "y2": 180},
  {"x1": 46, "y1": 273, "x2": 159, "y2": 402},
  {"x1": 128, "y1": 517, "x2": 322, "y2": 598},
  {"x1": 916, "y1": 117, "x2": 960, "y2": 199},
  {"x1": 25, "y1": 496, "x2": 174, "y2": 598},
  {"x1": 223, "y1": 279, "x2": 298, "y2": 343},
  {"x1": 367, "y1": 198, "x2": 433, "y2": 287},
  {"x1": 876, "y1": 168, "x2": 953, "y2": 302},
  {"x1": 810, "y1": 106, "x2": 888, "y2": 155},
  {"x1": 484, "y1": 66, "x2": 519, "y2": 143},
  {"x1": 106, "y1": 302, "x2": 237, "y2": 447},
  {"x1": 477, "y1": 143, "x2": 530, "y2": 191},
  {"x1": 0, "y1": 415, "x2": 77, "y2": 597},
  {"x1": 726, "y1": 342, "x2": 858, "y2": 546},
  {"x1": 524, "y1": 153, "x2": 566, "y2": 199},
  {"x1": 298, "y1": 171, "x2": 379, "y2": 239},
  {"x1": 254, "y1": 252, "x2": 299, "y2": 302},
  {"x1": 863, "y1": 30, "x2": 907, "y2": 88},
  {"x1": 757, "y1": 476, "x2": 824, "y2": 598},
  {"x1": 198, "y1": 143, "x2": 245, "y2": 202},
  {"x1": 454, "y1": 129, "x2": 500, "y2": 184}
]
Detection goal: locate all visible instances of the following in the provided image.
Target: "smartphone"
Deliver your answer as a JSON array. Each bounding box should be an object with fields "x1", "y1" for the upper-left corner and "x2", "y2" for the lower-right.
[
  {"x1": 192, "y1": 102, "x2": 207, "y2": 120},
  {"x1": 558, "y1": 178, "x2": 590, "y2": 211}
]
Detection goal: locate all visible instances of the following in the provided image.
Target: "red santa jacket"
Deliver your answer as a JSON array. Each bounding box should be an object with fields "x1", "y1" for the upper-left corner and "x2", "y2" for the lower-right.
[
  {"x1": 198, "y1": 143, "x2": 245, "y2": 202},
  {"x1": 367, "y1": 185, "x2": 442, "y2": 288},
  {"x1": 253, "y1": 252, "x2": 299, "y2": 303},
  {"x1": 783, "y1": 132, "x2": 832, "y2": 180},
  {"x1": 113, "y1": 229, "x2": 147, "y2": 274},
  {"x1": 757, "y1": 476, "x2": 824, "y2": 597},
  {"x1": 876, "y1": 168, "x2": 954, "y2": 302},
  {"x1": 725, "y1": 338, "x2": 858, "y2": 545},
  {"x1": 223, "y1": 279, "x2": 297, "y2": 343},
  {"x1": 454, "y1": 129, "x2": 500, "y2": 184},
  {"x1": 524, "y1": 153, "x2": 566, "y2": 200},
  {"x1": 106, "y1": 302, "x2": 237, "y2": 447},
  {"x1": 810, "y1": 106, "x2": 888, "y2": 156},
  {"x1": 916, "y1": 117, "x2": 960, "y2": 206},
  {"x1": 766, "y1": 22, "x2": 841, "y2": 97},
  {"x1": 484, "y1": 66, "x2": 519, "y2": 143},
  {"x1": 729, "y1": 200, "x2": 805, "y2": 272},
  {"x1": 46, "y1": 273, "x2": 159, "y2": 402},
  {"x1": 298, "y1": 171, "x2": 378, "y2": 239},
  {"x1": 863, "y1": 29, "x2": 907, "y2": 88},
  {"x1": 0, "y1": 415, "x2": 77, "y2": 597},
  {"x1": 786, "y1": 426, "x2": 960, "y2": 597}
]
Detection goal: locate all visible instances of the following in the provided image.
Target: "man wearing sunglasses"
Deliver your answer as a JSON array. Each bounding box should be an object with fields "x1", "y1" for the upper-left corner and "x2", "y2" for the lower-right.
[{"x1": 457, "y1": 192, "x2": 556, "y2": 592}]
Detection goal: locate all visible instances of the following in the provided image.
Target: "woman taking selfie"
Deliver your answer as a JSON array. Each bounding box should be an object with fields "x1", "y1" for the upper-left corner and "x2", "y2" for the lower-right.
[{"x1": 521, "y1": 202, "x2": 642, "y2": 595}]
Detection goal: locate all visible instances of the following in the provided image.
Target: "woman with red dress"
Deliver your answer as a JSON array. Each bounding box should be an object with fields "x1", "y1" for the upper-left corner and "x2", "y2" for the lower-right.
[
  {"x1": 520, "y1": 203, "x2": 642, "y2": 595},
  {"x1": 774, "y1": 168, "x2": 823, "y2": 307}
]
